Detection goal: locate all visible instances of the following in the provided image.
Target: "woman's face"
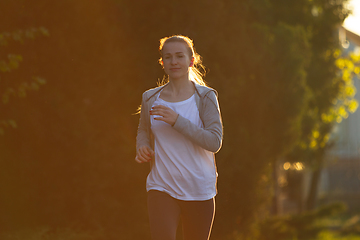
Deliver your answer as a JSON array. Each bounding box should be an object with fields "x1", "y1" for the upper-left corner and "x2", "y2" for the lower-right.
[{"x1": 162, "y1": 41, "x2": 192, "y2": 80}]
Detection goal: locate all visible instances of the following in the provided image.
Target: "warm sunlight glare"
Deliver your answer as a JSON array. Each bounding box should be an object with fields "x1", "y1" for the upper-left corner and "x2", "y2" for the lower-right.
[
  {"x1": 294, "y1": 162, "x2": 304, "y2": 171},
  {"x1": 343, "y1": 0, "x2": 360, "y2": 35},
  {"x1": 283, "y1": 162, "x2": 305, "y2": 171},
  {"x1": 283, "y1": 162, "x2": 291, "y2": 170}
]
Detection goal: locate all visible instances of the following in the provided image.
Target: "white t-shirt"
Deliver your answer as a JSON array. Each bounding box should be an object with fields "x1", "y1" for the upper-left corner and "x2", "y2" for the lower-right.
[{"x1": 146, "y1": 93, "x2": 217, "y2": 201}]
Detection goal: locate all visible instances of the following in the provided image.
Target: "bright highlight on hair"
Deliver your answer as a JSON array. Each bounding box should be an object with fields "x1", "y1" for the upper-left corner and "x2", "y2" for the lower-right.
[{"x1": 159, "y1": 35, "x2": 207, "y2": 86}]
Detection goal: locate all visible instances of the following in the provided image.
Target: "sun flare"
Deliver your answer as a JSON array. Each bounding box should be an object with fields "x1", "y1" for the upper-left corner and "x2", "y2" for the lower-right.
[{"x1": 343, "y1": 0, "x2": 360, "y2": 36}]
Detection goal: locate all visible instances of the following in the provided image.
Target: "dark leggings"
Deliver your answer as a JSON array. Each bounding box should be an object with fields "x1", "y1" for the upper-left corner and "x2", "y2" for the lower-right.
[{"x1": 147, "y1": 190, "x2": 215, "y2": 240}]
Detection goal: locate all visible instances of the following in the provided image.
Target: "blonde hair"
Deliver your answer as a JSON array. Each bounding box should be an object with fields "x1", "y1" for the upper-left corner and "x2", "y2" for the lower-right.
[{"x1": 158, "y1": 35, "x2": 207, "y2": 86}]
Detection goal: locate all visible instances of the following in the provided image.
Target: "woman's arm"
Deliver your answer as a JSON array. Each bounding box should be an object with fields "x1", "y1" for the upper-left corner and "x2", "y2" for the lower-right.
[
  {"x1": 135, "y1": 93, "x2": 153, "y2": 162},
  {"x1": 150, "y1": 90, "x2": 223, "y2": 153},
  {"x1": 173, "y1": 91, "x2": 223, "y2": 153}
]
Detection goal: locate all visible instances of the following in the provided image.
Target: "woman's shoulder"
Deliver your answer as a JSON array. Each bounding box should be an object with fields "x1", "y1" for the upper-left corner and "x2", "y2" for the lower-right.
[
  {"x1": 194, "y1": 83, "x2": 218, "y2": 98},
  {"x1": 142, "y1": 84, "x2": 167, "y2": 101}
]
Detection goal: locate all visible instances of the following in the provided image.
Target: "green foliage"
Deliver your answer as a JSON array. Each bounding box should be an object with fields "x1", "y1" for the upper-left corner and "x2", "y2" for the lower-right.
[
  {"x1": 342, "y1": 215, "x2": 360, "y2": 236},
  {"x1": 289, "y1": 50, "x2": 360, "y2": 161},
  {"x1": 278, "y1": 0, "x2": 359, "y2": 211},
  {"x1": 317, "y1": 231, "x2": 360, "y2": 240},
  {"x1": 0, "y1": 27, "x2": 49, "y2": 46},
  {"x1": 234, "y1": 202, "x2": 350, "y2": 240},
  {"x1": 258, "y1": 202, "x2": 346, "y2": 240},
  {"x1": 0, "y1": 119, "x2": 17, "y2": 135},
  {"x1": 215, "y1": 19, "x2": 312, "y2": 237},
  {"x1": 331, "y1": 52, "x2": 360, "y2": 122},
  {"x1": 0, "y1": 27, "x2": 48, "y2": 135},
  {"x1": 214, "y1": 0, "x2": 353, "y2": 236},
  {"x1": 0, "y1": 54, "x2": 22, "y2": 72},
  {"x1": 2, "y1": 76, "x2": 47, "y2": 104}
]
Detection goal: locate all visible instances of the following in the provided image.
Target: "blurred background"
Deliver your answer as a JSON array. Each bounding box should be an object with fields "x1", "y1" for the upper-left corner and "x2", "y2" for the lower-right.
[{"x1": 1, "y1": 0, "x2": 360, "y2": 239}]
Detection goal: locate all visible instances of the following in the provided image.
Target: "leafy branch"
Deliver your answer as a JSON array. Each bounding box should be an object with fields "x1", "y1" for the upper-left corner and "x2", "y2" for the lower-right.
[{"x1": 0, "y1": 27, "x2": 49, "y2": 135}]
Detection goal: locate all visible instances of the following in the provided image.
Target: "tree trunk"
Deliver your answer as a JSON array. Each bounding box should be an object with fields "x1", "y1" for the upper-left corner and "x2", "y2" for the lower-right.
[
  {"x1": 271, "y1": 162, "x2": 279, "y2": 215},
  {"x1": 306, "y1": 164, "x2": 322, "y2": 210}
]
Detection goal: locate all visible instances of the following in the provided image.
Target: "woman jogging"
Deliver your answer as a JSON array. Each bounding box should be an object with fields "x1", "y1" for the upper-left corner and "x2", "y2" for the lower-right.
[{"x1": 135, "y1": 35, "x2": 223, "y2": 240}]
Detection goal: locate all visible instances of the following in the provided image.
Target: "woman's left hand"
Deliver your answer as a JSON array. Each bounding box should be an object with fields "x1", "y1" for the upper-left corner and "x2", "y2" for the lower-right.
[{"x1": 150, "y1": 105, "x2": 179, "y2": 126}]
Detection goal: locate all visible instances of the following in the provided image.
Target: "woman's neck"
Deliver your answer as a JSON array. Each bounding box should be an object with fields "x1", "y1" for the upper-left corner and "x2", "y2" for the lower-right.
[
  {"x1": 159, "y1": 77, "x2": 195, "y2": 102},
  {"x1": 166, "y1": 78, "x2": 193, "y2": 95}
]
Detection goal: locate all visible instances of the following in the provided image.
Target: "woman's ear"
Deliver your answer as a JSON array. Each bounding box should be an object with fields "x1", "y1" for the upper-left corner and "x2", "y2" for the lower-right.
[{"x1": 189, "y1": 57, "x2": 194, "y2": 67}]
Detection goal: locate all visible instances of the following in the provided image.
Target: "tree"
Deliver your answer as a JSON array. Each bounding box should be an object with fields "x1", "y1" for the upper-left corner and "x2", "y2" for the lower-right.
[{"x1": 281, "y1": 0, "x2": 360, "y2": 211}]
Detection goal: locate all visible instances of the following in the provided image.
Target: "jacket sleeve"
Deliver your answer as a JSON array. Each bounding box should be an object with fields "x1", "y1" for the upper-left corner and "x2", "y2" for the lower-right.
[
  {"x1": 136, "y1": 92, "x2": 151, "y2": 153},
  {"x1": 172, "y1": 91, "x2": 223, "y2": 153}
]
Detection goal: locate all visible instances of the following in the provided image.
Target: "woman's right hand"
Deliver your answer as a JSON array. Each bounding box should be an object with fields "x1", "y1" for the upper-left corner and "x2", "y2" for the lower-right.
[{"x1": 135, "y1": 146, "x2": 154, "y2": 163}]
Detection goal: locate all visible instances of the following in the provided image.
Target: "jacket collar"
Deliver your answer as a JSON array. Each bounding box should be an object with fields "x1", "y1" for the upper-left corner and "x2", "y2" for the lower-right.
[{"x1": 145, "y1": 81, "x2": 213, "y2": 102}]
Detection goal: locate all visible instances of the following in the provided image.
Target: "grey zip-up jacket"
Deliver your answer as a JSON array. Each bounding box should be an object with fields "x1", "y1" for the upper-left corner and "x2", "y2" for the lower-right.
[{"x1": 136, "y1": 82, "x2": 223, "y2": 154}]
